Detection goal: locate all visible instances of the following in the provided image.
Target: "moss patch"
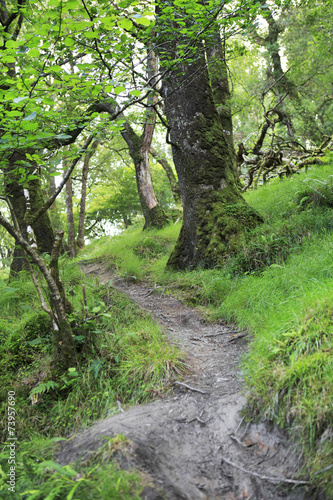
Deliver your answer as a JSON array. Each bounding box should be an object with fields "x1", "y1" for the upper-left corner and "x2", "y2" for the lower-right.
[
  {"x1": 143, "y1": 204, "x2": 169, "y2": 230},
  {"x1": 197, "y1": 191, "x2": 263, "y2": 266},
  {"x1": 168, "y1": 189, "x2": 263, "y2": 269}
]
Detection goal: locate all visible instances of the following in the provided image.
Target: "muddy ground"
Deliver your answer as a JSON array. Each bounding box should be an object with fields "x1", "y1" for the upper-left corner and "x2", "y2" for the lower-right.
[{"x1": 57, "y1": 260, "x2": 317, "y2": 500}]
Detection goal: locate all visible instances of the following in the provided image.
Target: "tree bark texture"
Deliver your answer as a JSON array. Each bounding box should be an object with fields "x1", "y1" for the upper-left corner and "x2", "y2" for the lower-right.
[
  {"x1": 206, "y1": 29, "x2": 235, "y2": 152},
  {"x1": 157, "y1": 13, "x2": 262, "y2": 269}
]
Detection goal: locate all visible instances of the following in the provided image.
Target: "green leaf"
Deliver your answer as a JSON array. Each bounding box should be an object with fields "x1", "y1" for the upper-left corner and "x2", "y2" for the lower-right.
[
  {"x1": 51, "y1": 65, "x2": 63, "y2": 72},
  {"x1": 27, "y1": 338, "x2": 43, "y2": 346},
  {"x1": 6, "y1": 110, "x2": 22, "y2": 117},
  {"x1": 130, "y1": 89, "x2": 141, "y2": 97},
  {"x1": 21, "y1": 121, "x2": 38, "y2": 131},
  {"x1": 54, "y1": 133, "x2": 73, "y2": 140},
  {"x1": 64, "y1": 37, "x2": 75, "y2": 47},
  {"x1": 118, "y1": 19, "x2": 133, "y2": 30},
  {"x1": 23, "y1": 112, "x2": 37, "y2": 121},
  {"x1": 135, "y1": 16, "x2": 151, "y2": 26},
  {"x1": 114, "y1": 86, "x2": 126, "y2": 95},
  {"x1": 13, "y1": 96, "x2": 28, "y2": 103},
  {"x1": 29, "y1": 48, "x2": 40, "y2": 57},
  {"x1": 1, "y1": 55, "x2": 16, "y2": 63}
]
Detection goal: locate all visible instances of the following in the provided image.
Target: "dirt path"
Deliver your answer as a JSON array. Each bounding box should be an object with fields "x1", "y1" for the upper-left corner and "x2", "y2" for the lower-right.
[{"x1": 57, "y1": 261, "x2": 314, "y2": 500}]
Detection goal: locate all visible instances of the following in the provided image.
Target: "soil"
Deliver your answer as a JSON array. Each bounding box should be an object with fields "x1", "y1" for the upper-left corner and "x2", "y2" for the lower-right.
[{"x1": 56, "y1": 260, "x2": 317, "y2": 500}]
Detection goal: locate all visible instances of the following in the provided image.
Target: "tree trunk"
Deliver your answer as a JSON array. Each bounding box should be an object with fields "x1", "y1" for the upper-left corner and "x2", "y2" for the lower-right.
[
  {"x1": 29, "y1": 178, "x2": 56, "y2": 253},
  {"x1": 5, "y1": 153, "x2": 55, "y2": 277},
  {"x1": 66, "y1": 177, "x2": 76, "y2": 258},
  {"x1": 121, "y1": 49, "x2": 168, "y2": 230},
  {"x1": 48, "y1": 175, "x2": 62, "y2": 234},
  {"x1": 0, "y1": 212, "x2": 76, "y2": 370},
  {"x1": 77, "y1": 140, "x2": 99, "y2": 249},
  {"x1": 206, "y1": 29, "x2": 235, "y2": 151},
  {"x1": 150, "y1": 146, "x2": 181, "y2": 204},
  {"x1": 121, "y1": 122, "x2": 167, "y2": 229},
  {"x1": 252, "y1": 3, "x2": 324, "y2": 146},
  {"x1": 157, "y1": 16, "x2": 262, "y2": 269}
]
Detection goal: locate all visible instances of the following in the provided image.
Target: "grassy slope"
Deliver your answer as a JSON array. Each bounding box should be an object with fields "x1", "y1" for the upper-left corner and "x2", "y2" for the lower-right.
[
  {"x1": 81, "y1": 161, "x2": 333, "y2": 496},
  {"x1": 0, "y1": 261, "x2": 184, "y2": 498}
]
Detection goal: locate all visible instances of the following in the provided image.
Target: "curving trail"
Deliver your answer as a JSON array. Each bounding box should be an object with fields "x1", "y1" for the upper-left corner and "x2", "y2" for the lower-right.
[{"x1": 57, "y1": 261, "x2": 313, "y2": 500}]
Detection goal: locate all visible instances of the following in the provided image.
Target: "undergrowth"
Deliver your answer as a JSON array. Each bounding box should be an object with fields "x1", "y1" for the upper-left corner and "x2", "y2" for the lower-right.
[
  {"x1": 0, "y1": 258, "x2": 184, "y2": 498},
  {"x1": 0, "y1": 435, "x2": 149, "y2": 499},
  {"x1": 81, "y1": 160, "x2": 333, "y2": 496}
]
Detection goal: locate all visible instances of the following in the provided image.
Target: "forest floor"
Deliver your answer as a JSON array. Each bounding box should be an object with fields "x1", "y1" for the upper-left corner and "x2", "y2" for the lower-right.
[{"x1": 57, "y1": 260, "x2": 315, "y2": 500}]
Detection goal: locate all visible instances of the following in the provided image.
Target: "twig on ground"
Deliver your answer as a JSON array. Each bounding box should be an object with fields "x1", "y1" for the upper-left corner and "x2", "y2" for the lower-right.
[
  {"x1": 233, "y1": 415, "x2": 246, "y2": 436},
  {"x1": 145, "y1": 284, "x2": 158, "y2": 297},
  {"x1": 220, "y1": 456, "x2": 309, "y2": 485},
  {"x1": 230, "y1": 434, "x2": 249, "y2": 448},
  {"x1": 116, "y1": 400, "x2": 124, "y2": 412},
  {"x1": 187, "y1": 416, "x2": 207, "y2": 425},
  {"x1": 173, "y1": 381, "x2": 209, "y2": 394},
  {"x1": 256, "y1": 449, "x2": 279, "y2": 466},
  {"x1": 144, "y1": 283, "x2": 181, "y2": 297},
  {"x1": 204, "y1": 330, "x2": 238, "y2": 338},
  {"x1": 313, "y1": 464, "x2": 333, "y2": 476},
  {"x1": 226, "y1": 333, "x2": 248, "y2": 343}
]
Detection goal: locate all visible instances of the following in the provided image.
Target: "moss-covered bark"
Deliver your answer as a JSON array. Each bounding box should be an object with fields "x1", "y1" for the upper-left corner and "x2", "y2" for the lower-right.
[
  {"x1": 157, "y1": 10, "x2": 262, "y2": 269},
  {"x1": 206, "y1": 30, "x2": 235, "y2": 152}
]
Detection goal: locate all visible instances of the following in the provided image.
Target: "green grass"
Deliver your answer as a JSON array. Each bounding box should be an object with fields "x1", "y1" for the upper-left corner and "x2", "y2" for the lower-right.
[
  {"x1": 0, "y1": 435, "x2": 150, "y2": 499},
  {"x1": 81, "y1": 159, "x2": 333, "y2": 496},
  {"x1": 0, "y1": 257, "x2": 185, "y2": 499},
  {"x1": 1, "y1": 160, "x2": 333, "y2": 497},
  {"x1": 81, "y1": 222, "x2": 180, "y2": 282}
]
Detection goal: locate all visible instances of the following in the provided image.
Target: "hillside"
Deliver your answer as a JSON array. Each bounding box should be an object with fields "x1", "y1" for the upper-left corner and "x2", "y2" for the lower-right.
[{"x1": 1, "y1": 161, "x2": 332, "y2": 498}]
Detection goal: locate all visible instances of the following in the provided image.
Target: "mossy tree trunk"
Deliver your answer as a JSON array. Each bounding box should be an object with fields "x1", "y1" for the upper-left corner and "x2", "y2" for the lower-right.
[
  {"x1": 157, "y1": 16, "x2": 262, "y2": 269},
  {"x1": 206, "y1": 29, "x2": 235, "y2": 152}
]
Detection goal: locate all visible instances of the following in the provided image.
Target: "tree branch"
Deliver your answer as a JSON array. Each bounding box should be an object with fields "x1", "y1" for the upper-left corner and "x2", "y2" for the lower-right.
[{"x1": 28, "y1": 135, "x2": 95, "y2": 225}]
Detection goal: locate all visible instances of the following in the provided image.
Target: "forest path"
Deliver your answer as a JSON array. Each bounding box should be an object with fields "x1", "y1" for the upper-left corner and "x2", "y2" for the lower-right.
[{"x1": 57, "y1": 260, "x2": 312, "y2": 500}]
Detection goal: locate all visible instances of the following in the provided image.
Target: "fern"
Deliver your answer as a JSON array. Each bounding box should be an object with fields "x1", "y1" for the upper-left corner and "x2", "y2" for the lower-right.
[{"x1": 30, "y1": 380, "x2": 59, "y2": 397}]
